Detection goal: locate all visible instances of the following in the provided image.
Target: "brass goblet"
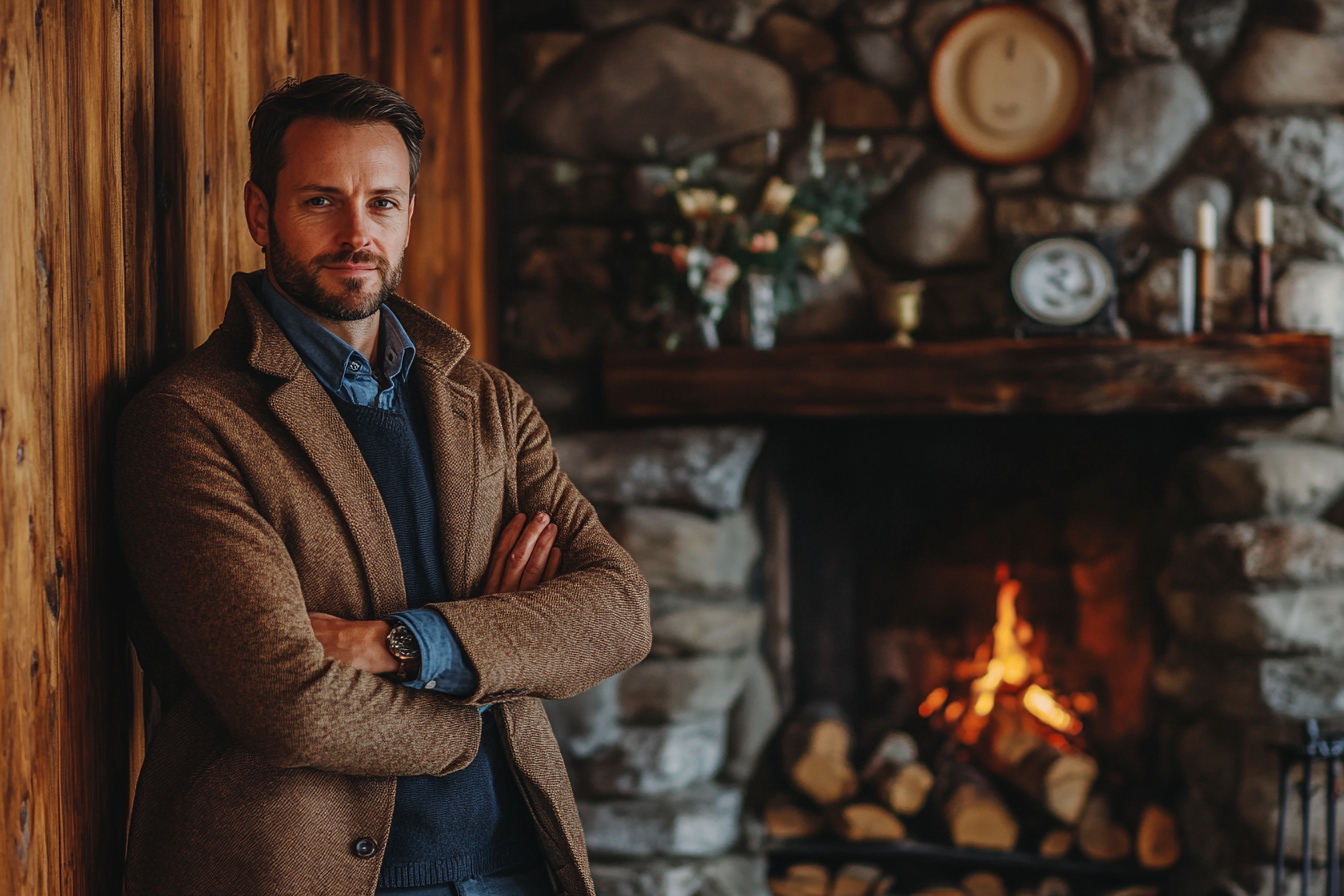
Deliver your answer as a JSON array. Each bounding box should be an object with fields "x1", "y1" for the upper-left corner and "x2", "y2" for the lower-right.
[{"x1": 877, "y1": 280, "x2": 924, "y2": 346}]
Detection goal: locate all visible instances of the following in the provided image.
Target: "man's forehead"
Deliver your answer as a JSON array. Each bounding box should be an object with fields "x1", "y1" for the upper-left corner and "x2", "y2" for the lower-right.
[{"x1": 277, "y1": 118, "x2": 410, "y2": 187}]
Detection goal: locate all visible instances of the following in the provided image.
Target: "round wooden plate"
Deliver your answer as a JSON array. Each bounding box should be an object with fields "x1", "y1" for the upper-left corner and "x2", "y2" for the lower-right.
[{"x1": 929, "y1": 4, "x2": 1091, "y2": 166}]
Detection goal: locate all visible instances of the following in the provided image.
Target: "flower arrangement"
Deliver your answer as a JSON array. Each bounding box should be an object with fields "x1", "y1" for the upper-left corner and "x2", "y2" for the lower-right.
[{"x1": 633, "y1": 122, "x2": 886, "y2": 350}]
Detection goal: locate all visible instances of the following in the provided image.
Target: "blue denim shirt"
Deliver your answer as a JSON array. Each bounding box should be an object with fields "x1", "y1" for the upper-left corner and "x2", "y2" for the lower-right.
[{"x1": 256, "y1": 275, "x2": 478, "y2": 697}]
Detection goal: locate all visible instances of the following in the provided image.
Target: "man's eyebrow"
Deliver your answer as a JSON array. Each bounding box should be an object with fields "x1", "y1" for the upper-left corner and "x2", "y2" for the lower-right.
[{"x1": 293, "y1": 184, "x2": 408, "y2": 196}]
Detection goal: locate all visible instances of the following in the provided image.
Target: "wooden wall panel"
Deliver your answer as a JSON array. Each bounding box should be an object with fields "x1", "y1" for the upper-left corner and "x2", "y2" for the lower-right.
[
  {"x1": 374, "y1": 0, "x2": 495, "y2": 361},
  {"x1": 2, "y1": 2, "x2": 491, "y2": 893}
]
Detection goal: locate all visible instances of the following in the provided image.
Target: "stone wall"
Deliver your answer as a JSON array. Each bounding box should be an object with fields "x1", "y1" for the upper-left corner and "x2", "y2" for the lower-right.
[
  {"x1": 495, "y1": 0, "x2": 1344, "y2": 424},
  {"x1": 1157, "y1": 403, "x2": 1344, "y2": 894},
  {"x1": 545, "y1": 427, "x2": 778, "y2": 896}
]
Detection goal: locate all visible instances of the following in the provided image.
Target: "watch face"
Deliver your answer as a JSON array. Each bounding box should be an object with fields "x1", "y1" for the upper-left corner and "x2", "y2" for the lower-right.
[{"x1": 1010, "y1": 237, "x2": 1116, "y2": 327}]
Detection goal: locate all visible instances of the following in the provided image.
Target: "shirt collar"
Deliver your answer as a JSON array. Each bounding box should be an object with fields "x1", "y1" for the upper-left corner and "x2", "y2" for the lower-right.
[{"x1": 256, "y1": 273, "x2": 416, "y2": 394}]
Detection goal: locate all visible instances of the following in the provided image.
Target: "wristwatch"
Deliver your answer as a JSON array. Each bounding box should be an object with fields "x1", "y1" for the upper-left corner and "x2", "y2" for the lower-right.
[{"x1": 385, "y1": 620, "x2": 422, "y2": 682}]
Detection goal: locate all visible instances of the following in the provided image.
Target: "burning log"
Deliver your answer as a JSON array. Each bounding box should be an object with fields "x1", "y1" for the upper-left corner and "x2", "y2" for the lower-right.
[
  {"x1": 1135, "y1": 804, "x2": 1181, "y2": 870},
  {"x1": 782, "y1": 702, "x2": 859, "y2": 805},
  {"x1": 763, "y1": 795, "x2": 825, "y2": 839},
  {"x1": 936, "y1": 762, "x2": 1020, "y2": 851},
  {"x1": 769, "y1": 864, "x2": 829, "y2": 896},
  {"x1": 832, "y1": 864, "x2": 884, "y2": 896},
  {"x1": 975, "y1": 697, "x2": 1096, "y2": 825},
  {"x1": 863, "y1": 731, "x2": 936, "y2": 816},
  {"x1": 962, "y1": 872, "x2": 1007, "y2": 896},
  {"x1": 832, "y1": 803, "x2": 907, "y2": 841},
  {"x1": 1078, "y1": 793, "x2": 1132, "y2": 862},
  {"x1": 1038, "y1": 828, "x2": 1074, "y2": 858}
]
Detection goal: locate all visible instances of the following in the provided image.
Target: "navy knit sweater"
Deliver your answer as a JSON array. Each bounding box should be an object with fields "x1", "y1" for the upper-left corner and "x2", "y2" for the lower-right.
[{"x1": 331, "y1": 387, "x2": 544, "y2": 888}]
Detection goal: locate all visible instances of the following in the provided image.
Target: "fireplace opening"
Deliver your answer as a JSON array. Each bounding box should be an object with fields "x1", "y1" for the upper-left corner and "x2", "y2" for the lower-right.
[{"x1": 759, "y1": 413, "x2": 1227, "y2": 895}]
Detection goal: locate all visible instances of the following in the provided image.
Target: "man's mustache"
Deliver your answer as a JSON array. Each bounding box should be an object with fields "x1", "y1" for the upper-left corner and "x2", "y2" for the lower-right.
[{"x1": 312, "y1": 250, "x2": 390, "y2": 270}]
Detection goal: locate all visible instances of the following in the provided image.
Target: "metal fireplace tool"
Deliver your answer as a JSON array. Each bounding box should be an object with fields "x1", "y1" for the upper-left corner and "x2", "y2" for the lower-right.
[{"x1": 1275, "y1": 720, "x2": 1344, "y2": 896}]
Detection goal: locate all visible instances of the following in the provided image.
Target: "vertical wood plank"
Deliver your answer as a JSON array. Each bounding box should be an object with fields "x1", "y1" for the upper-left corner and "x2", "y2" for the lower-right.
[
  {"x1": 1, "y1": 4, "x2": 61, "y2": 893},
  {"x1": 375, "y1": 0, "x2": 495, "y2": 362}
]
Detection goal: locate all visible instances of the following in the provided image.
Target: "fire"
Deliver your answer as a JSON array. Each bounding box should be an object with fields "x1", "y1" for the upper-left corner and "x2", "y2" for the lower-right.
[{"x1": 934, "y1": 564, "x2": 1085, "y2": 741}]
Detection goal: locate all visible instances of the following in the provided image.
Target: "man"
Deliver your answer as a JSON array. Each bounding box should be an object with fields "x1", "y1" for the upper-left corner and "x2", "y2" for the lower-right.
[{"x1": 115, "y1": 74, "x2": 650, "y2": 896}]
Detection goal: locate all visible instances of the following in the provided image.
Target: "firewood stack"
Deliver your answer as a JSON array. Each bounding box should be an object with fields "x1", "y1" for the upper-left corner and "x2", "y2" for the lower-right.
[{"x1": 764, "y1": 701, "x2": 1182, "y2": 887}]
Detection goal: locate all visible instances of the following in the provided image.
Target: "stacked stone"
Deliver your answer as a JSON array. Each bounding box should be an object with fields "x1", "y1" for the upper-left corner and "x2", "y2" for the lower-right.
[
  {"x1": 1156, "y1": 405, "x2": 1344, "y2": 894},
  {"x1": 545, "y1": 426, "x2": 777, "y2": 896}
]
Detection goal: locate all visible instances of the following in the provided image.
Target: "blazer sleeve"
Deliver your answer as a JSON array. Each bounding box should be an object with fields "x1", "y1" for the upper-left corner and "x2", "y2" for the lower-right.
[
  {"x1": 115, "y1": 390, "x2": 483, "y2": 776},
  {"x1": 428, "y1": 375, "x2": 652, "y2": 703}
]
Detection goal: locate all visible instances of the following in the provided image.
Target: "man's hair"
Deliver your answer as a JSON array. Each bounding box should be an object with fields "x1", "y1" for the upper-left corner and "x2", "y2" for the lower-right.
[{"x1": 248, "y1": 73, "x2": 425, "y2": 201}]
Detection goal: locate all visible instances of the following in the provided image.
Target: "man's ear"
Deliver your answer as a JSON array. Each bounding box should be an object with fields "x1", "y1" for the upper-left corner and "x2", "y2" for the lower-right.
[{"x1": 243, "y1": 181, "x2": 271, "y2": 250}]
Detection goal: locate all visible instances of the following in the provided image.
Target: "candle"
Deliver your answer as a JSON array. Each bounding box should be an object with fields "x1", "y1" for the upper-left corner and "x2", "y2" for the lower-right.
[
  {"x1": 1179, "y1": 249, "x2": 1197, "y2": 336},
  {"x1": 1255, "y1": 197, "x2": 1275, "y2": 247},
  {"x1": 1197, "y1": 201, "x2": 1218, "y2": 250}
]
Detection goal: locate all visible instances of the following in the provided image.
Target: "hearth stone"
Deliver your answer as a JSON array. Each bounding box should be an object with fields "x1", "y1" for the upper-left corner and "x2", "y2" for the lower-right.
[
  {"x1": 547, "y1": 675, "x2": 623, "y2": 759},
  {"x1": 553, "y1": 427, "x2": 764, "y2": 514},
  {"x1": 844, "y1": 28, "x2": 918, "y2": 91},
  {"x1": 1154, "y1": 641, "x2": 1344, "y2": 720},
  {"x1": 651, "y1": 596, "x2": 765, "y2": 657},
  {"x1": 512, "y1": 23, "x2": 796, "y2": 162},
  {"x1": 1096, "y1": 0, "x2": 1180, "y2": 58},
  {"x1": 582, "y1": 717, "x2": 729, "y2": 796},
  {"x1": 578, "y1": 784, "x2": 745, "y2": 857},
  {"x1": 724, "y1": 654, "x2": 780, "y2": 785},
  {"x1": 1273, "y1": 261, "x2": 1344, "y2": 336},
  {"x1": 590, "y1": 854, "x2": 768, "y2": 896},
  {"x1": 682, "y1": 0, "x2": 787, "y2": 42},
  {"x1": 610, "y1": 507, "x2": 761, "y2": 593},
  {"x1": 1175, "y1": 0, "x2": 1249, "y2": 71},
  {"x1": 1186, "y1": 439, "x2": 1344, "y2": 521},
  {"x1": 805, "y1": 77, "x2": 903, "y2": 131},
  {"x1": 1162, "y1": 583, "x2": 1344, "y2": 653},
  {"x1": 1219, "y1": 26, "x2": 1344, "y2": 107},
  {"x1": 992, "y1": 195, "x2": 1143, "y2": 239},
  {"x1": 982, "y1": 165, "x2": 1045, "y2": 194},
  {"x1": 1232, "y1": 201, "x2": 1344, "y2": 265},
  {"x1": 618, "y1": 652, "x2": 754, "y2": 723},
  {"x1": 756, "y1": 12, "x2": 838, "y2": 75},
  {"x1": 1167, "y1": 520, "x2": 1344, "y2": 589},
  {"x1": 863, "y1": 162, "x2": 989, "y2": 269},
  {"x1": 1198, "y1": 116, "x2": 1344, "y2": 205},
  {"x1": 1052, "y1": 62, "x2": 1211, "y2": 200}
]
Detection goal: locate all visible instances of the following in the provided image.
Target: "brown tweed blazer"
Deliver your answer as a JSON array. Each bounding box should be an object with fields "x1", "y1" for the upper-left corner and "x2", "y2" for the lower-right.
[{"x1": 115, "y1": 272, "x2": 650, "y2": 896}]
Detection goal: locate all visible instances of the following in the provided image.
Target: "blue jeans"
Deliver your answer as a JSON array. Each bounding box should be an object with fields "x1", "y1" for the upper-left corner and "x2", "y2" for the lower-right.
[{"x1": 375, "y1": 862, "x2": 554, "y2": 896}]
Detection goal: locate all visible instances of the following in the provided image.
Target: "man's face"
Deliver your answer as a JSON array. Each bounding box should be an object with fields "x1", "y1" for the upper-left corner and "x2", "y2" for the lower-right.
[{"x1": 247, "y1": 117, "x2": 415, "y2": 322}]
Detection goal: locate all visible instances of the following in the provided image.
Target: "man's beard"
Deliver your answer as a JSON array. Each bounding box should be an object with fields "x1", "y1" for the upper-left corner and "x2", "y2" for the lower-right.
[{"x1": 267, "y1": 217, "x2": 405, "y2": 322}]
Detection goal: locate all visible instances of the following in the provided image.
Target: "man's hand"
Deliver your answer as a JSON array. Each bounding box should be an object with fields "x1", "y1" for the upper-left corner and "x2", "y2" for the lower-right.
[
  {"x1": 483, "y1": 511, "x2": 561, "y2": 595},
  {"x1": 306, "y1": 512, "x2": 561, "y2": 669},
  {"x1": 306, "y1": 614, "x2": 399, "y2": 674}
]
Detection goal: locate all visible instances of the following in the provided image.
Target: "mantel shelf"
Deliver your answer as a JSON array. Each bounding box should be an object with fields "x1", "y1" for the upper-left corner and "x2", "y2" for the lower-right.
[{"x1": 603, "y1": 334, "x2": 1335, "y2": 418}]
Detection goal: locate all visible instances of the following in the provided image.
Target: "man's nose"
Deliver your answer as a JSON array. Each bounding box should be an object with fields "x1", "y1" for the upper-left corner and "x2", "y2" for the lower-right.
[{"x1": 336, "y1": 205, "x2": 375, "y2": 250}]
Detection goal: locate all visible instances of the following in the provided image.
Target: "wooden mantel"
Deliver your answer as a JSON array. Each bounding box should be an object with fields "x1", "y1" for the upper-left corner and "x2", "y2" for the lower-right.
[{"x1": 604, "y1": 334, "x2": 1335, "y2": 418}]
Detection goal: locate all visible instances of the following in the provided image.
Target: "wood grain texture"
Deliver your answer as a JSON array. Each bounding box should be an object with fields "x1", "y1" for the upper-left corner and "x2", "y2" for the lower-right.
[
  {"x1": 2, "y1": 3, "x2": 492, "y2": 892},
  {"x1": 605, "y1": 335, "x2": 1334, "y2": 418}
]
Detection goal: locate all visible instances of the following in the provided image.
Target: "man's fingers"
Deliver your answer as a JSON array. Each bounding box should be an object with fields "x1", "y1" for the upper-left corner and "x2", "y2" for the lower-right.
[
  {"x1": 542, "y1": 547, "x2": 561, "y2": 583},
  {"x1": 485, "y1": 513, "x2": 527, "y2": 594},
  {"x1": 501, "y1": 512, "x2": 550, "y2": 593},
  {"x1": 519, "y1": 524, "x2": 558, "y2": 592}
]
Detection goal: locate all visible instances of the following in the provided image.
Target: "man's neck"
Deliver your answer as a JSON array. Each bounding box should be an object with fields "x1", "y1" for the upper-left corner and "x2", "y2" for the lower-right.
[{"x1": 266, "y1": 268, "x2": 381, "y2": 361}]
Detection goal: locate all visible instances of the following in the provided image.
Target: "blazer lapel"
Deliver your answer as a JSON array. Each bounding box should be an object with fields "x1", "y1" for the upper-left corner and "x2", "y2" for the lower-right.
[{"x1": 230, "y1": 272, "x2": 408, "y2": 619}]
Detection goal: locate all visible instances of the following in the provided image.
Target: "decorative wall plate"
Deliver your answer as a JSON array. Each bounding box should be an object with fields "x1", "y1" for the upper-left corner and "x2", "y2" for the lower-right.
[{"x1": 929, "y1": 4, "x2": 1091, "y2": 165}]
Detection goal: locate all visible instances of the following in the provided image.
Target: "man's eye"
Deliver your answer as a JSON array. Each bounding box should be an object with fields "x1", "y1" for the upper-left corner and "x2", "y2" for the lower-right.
[
  {"x1": 307, "y1": 197, "x2": 331, "y2": 206},
  {"x1": 373, "y1": 199, "x2": 396, "y2": 209}
]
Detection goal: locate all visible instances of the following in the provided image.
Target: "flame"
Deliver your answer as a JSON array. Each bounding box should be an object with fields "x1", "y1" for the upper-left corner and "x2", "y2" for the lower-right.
[
  {"x1": 942, "y1": 565, "x2": 1083, "y2": 738},
  {"x1": 1024, "y1": 685, "x2": 1083, "y2": 735}
]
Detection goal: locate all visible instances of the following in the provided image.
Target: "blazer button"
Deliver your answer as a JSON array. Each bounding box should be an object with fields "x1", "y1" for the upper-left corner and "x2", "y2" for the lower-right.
[{"x1": 352, "y1": 837, "x2": 379, "y2": 859}]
